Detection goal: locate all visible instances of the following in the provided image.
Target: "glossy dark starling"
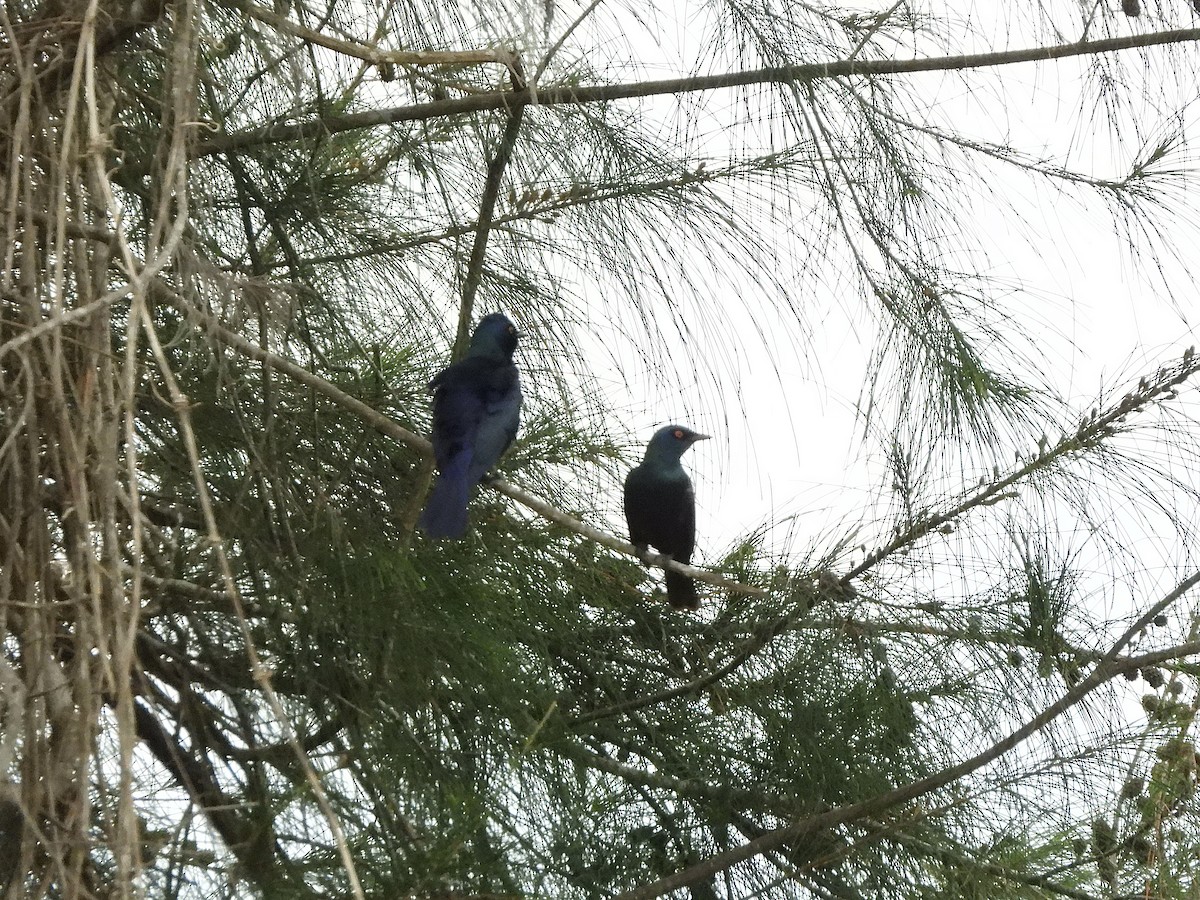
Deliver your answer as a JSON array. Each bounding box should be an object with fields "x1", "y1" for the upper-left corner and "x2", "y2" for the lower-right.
[
  {"x1": 623, "y1": 425, "x2": 710, "y2": 609},
  {"x1": 419, "y1": 313, "x2": 522, "y2": 539}
]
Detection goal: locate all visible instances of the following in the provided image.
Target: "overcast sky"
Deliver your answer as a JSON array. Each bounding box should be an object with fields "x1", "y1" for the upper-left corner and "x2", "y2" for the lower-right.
[{"x1": 557, "y1": 6, "x2": 1200, "y2": 585}]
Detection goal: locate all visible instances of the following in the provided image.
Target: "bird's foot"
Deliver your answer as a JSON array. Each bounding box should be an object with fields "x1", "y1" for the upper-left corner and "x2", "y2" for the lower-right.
[{"x1": 632, "y1": 546, "x2": 678, "y2": 570}]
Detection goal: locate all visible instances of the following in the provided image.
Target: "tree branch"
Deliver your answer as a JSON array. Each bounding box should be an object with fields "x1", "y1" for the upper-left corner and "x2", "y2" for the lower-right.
[
  {"x1": 220, "y1": 0, "x2": 518, "y2": 71},
  {"x1": 196, "y1": 28, "x2": 1200, "y2": 156},
  {"x1": 222, "y1": 167, "x2": 726, "y2": 271},
  {"x1": 456, "y1": 91, "x2": 525, "y2": 355},
  {"x1": 154, "y1": 283, "x2": 764, "y2": 596},
  {"x1": 132, "y1": 696, "x2": 280, "y2": 880},
  {"x1": 556, "y1": 739, "x2": 780, "y2": 814},
  {"x1": 843, "y1": 350, "x2": 1200, "y2": 585},
  {"x1": 567, "y1": 621, "x2": 781, "y2": 726}
]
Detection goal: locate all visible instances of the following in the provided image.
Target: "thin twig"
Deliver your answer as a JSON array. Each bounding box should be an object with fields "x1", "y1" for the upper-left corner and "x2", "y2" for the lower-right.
[
  {"x1": 533, "y1": 0, "x2": 603, "y2": 84},
  {"x1": 0, "y1": 289, "x2": 129, "y2": 358},
  {"x1": 568, "y1": 621, "x2": 779, "y2": 726},
  {"x1": 226, "y1": 0, "x2": 516, "y2": 69},
  {"x1": 847, "y1": 1, "x2": 903, "y2": 60}
]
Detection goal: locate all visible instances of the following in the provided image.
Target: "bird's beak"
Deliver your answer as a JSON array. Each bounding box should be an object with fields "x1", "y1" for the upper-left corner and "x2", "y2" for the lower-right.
[{"x1": 692, "y1": 433, "x2": 711, "y2": 442}]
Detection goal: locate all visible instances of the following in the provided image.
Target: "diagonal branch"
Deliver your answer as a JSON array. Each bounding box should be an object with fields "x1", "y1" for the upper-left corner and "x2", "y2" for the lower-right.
[
  {"x1": 571, "y1": 353, "x2": 1200, "y2": 728},
  {"x1": 844, "y1": 350, "x2": 1200, "y2": 585},
  {"x1": 533, "y1": 0, "x2": 603, "y2": 84},
  {"x1": 225, "y1": 164, "x2": 732, "y2": 272},
  {"x1": 568, "y1": 622, "x2": 781, "y2": 726},
  {"x1": 196, "y1": 28, "x2": 1200, "y2": 156},
  {"x1": 132, "y1": 696, "x2": 278, "y2": 879}
]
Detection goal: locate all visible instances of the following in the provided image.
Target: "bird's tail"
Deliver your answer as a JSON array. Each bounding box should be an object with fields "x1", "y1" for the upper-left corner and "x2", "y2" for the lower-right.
[
  {"x1": 665, "y1": 570, "x2": 700, "y2": 610},
  {"x1": 419, "y1": 456, "x2": 472, "y2": 539}
]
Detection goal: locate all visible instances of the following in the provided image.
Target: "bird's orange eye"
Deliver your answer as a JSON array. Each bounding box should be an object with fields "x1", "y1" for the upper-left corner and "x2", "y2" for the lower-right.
[{"x1": 674, "y1": 429, "x2": 684, "y2": 439}]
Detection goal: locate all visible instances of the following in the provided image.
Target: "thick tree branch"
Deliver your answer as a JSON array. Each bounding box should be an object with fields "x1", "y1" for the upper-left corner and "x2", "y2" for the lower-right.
[
  {"x1": 132, "y1": 697, "x2": 282, "y2": 881},
  {"x1": 196, "y1": 28, "x2": 1200, "y2": 156}
]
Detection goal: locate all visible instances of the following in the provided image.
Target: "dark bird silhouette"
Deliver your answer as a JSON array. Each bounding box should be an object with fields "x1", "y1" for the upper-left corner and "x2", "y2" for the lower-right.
[
  {"x1": 419, "y1": 313, "x2": 522, "y2": 538},
  {"x1": 624, "y1": 425, "x2": 710, "y2": 609}
]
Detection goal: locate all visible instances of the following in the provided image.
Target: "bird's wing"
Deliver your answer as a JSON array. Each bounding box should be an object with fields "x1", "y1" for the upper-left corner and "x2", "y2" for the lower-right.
[
  {"x1": 428, "y1": 359, "x2": 489, "y2": 472},
  {"x1": 623, "y1": 466, "x2": 652, "y2": 548},
  {"x1": 676, "y1": 479, "x2": 696, "y2": 563},
  {"x1": 431, "y1": 359, "x2": 520, "y2": 485},
  {"x1": 467, "y1": 363, "x2": 520, "y2": 484},
  {"x1": 624, "y1": 467, "x2": 695, "y2": 562}
]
